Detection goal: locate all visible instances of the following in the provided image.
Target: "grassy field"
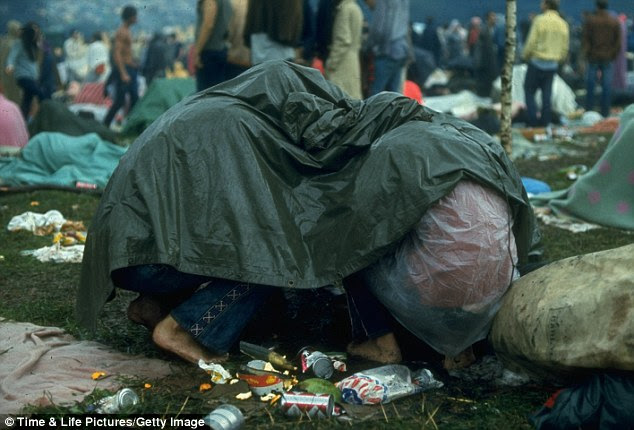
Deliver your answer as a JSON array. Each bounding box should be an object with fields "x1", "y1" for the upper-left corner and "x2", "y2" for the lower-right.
[{"x1": 1, "y1": 130, "x2": 633, "y2": 429}]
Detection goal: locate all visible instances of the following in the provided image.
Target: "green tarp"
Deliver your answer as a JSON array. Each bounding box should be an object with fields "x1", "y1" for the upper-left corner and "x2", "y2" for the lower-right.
[
  {"x1": 121, "y1": 77, "x2": 196, "y2": 136},
  {"x1": 76, "y1": 61, "x2": 540, "y2": 331},
  {"x1": 531, "y1": 104, "x2": 634, "y2": 230},
  {"x1": 0, "y1": 132, "x2": 127, "y2": 188}
]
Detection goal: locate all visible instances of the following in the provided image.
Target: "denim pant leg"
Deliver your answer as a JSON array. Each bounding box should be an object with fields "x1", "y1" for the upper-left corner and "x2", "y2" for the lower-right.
[
  {"x1": 344, "y1": 272, "x2": 392, "y2": 341},
  {"x1": 111, "y1": 264, "x2": 212, "y2": 295},
  {"x1": 599, "y1": 62, "x2": 614, "y2": 117},
  {"x1": 171, "y1": 279, "x2": 273, "y2": 353},
  {"x1": 196, "y1": 49, "x2": 228, "y2": 92},
  {"x1": 523, "y1": 64, "x2": 539, "y2": 127},
  {"x1": 539, "y1": 69, "x2": 555, "y2": 126},
  {"x1": 370, "y1": 56, "x2": 404, "y2": 96},
  {"x1": 17, "y1": 77, "x2": 45, "y2": 119}
]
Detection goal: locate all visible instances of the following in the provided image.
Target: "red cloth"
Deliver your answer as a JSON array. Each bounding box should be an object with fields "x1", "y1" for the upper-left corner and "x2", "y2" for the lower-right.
[
  {"x1": 403, "y1": 80, "x2": 424, "y2": 105},
  {"x1": 74, "y1": 82, "x2": 112, "y2": 107},
  {"x1": 0, "y1": 94, "x2": 29, "y2": 148}
]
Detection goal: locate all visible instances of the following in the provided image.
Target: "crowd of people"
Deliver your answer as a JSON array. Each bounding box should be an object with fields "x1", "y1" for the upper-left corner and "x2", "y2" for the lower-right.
[{"x1": 1, "y1": 0, "x2": 633, "y2": 130}]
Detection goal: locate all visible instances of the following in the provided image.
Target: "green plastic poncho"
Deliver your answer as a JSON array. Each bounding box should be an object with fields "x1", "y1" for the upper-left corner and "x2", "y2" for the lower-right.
[{"x1": 76, "y1": 61, "x2": 540, "y2": 331}]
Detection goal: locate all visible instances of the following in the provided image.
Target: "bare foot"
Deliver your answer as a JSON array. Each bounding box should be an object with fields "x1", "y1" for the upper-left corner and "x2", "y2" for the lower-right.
[
  {"x1": 347, "y1": 333, "x2": 402, "y2": 364},
  {"x1": 127, "y1": 295, "x2": 168, "y2": 330},
  {"x1": 152, "y1": 315, "x2": 228, "y2": 364},
  {"x1": 443, "y1": 346, "x2": 476, "y2": 370}
]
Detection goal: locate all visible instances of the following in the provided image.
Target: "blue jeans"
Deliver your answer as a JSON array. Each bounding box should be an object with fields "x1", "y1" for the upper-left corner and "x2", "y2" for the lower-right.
[
  {"x1": 196, "y1": 49, "x2": 228, "y2": 92},
  {"x1": 16, "y1": 77, "x2": 47, "y2": 119},
  {"x1": 523, "y1": 62, "x2": 555, "y2": 127},
  {"x1": 104, "y1": 65, "x2": 139, "y2": 127},
  {"x1": 585, "y1": 61, "x2": 614, "y2": 118},
  {"x1": 111, "y1": 264, "x2": 273, "y2": 353},
  {"x1": 369, "y1": 56, "x2": 406, "y2": 96}
]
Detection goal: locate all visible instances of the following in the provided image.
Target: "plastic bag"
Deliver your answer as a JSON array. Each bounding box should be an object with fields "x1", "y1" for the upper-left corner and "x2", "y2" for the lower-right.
[
  {"x1": 336, "y1": 364, "x2": 443, "y2": 405},
  {"x1": 363, "y1": 181, "x2": 518, "y2": 356}
]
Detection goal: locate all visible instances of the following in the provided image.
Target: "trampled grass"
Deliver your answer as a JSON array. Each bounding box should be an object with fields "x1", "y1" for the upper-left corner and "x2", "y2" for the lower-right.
[{"x1": 1, "y1": 131, "x2": 633, "y2": 429}]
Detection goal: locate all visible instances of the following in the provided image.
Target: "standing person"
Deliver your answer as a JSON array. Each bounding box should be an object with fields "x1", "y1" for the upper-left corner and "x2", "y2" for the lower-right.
[
  {"x1": 86, "y1": 31, "x2": 110, "y2": 83},
  {"x1": 226, "y1": 0, "x2": 250, "y2": 79},
  {"x1": 244, "y1": 0, "x2": 303, "y2": 66},
  {"x1": 142, "y1": 32, "x2": 170, "y2": 85},
  {"x1": 63, "y1": 29, "x2": 87, "y2": 83},
  {"x1": 473, "y1": 11, "x2": 500, "y2": 97},
  {"x1": 4, "y1": 22, "x2": 47, "y2": 120},
  {"x1": 582, "y1": 0, "x2": 621, "y2": 118},
  {"x1": 466, "y1": 16, "x2": 481, "y2": 58},
  {"x1": 104, "y1": 5, "x2": 139, "y2": 128},
  {"x1": 314, "y1": 0, "x2": 336, "y2": 65},
  {"x1": 364, "y1": 0, "x2": 411, "y2": 96},
  {"x1": 612, "y1": 14, "x2": 628, "y2": 92},
  {"x1": 0, "y1": 20, "x2": 22, "y2": 105},
  {"x1": 194, "y1": 0, "x2": 233, "y2": 92},
  {"x1": 521, "y1": 0, "x2": 569, "y2": 127},
  {"x1": 324, "y1": 0, "x2": 363, "y2": 99}
]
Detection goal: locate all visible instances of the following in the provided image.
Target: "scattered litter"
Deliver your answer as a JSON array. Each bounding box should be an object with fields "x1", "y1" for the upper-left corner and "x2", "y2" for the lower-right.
[
  {"x1": 204, "y1": 404, "x2": 244, "y2": 430},
  {"x1": 298, "y1": 347, "x2": 334, "y2": 379},
  {"x1": 199, "y1": 383, "x2": 213, "y2": 392},
  {"x1": 94, "y1": 388, "x2": 139, "y2": 414},
  {"x1": 198, "y1": 359, "x2": 232, "y2": 384},
  {"x1": 279, "y1": 392, "x2": 334, "y2": 418},
  {"x1": 260, "y1": 393, "x2": 276, "y2": 402},
  {"x1": 336, "y1": 365, "x2": 442, "y2": 405},
  {"x1": 7, "y1": 210, "x2": 66, "y2": 234},
  {"x1": 20, "y1": 243, "x2": 84, "y2": 263},
  {"x1": 91, "y1": 371, "x2": 106, "y2": 381},
  {"x1": 297, "y1": 378, "x2": 342, "y2": 404},
  {"x1": 559, "y1": 164, "x2": 588, "y2": 181},
  {"x1": 533, "y1": 207, "x2": 602, "y2": 233},
  {"x1": 239, "y1": 341, "x2": 296, "y2": 372},
  {"x1": 237, "y1": 360, "x2": 284, "y2": 396},
  {"x1": 235, "y1": 391, "x2": 252, "y2": 400}
]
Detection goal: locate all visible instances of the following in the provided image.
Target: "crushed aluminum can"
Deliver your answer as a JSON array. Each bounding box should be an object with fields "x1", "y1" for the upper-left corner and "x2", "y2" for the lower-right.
[
  {"x1": 280, "y1": 392, "x2": 334, "y2": 419},
  {"x1": 95, "y1": 388, "x2": 139, "y2": 413},
  {"x1": 204, "y1": 404, "x2": 245, "y2": 430},
  {"x1": 298, "y1": 347, "x2": 334, "y2": 379}
]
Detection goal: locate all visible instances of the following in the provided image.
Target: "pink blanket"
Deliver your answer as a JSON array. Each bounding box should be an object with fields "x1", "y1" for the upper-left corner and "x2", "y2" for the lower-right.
[{"x1": 0, "y1": 320, "x2": 174, "y2": 413}]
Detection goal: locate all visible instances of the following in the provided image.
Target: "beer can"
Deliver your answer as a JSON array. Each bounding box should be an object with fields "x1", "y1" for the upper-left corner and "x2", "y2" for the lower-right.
[
  {"x1": 279, "y1": 392, "x2": 334, "y2": 419},
  {"x1": 204, "y1": 404, "x2": 244, "y2": 430},
  {"x1": 75, "y1": 181, "x2": 98, "y2": 190},
  {"x1": 299, "y1": 347, "x2": 334, "y2": 379},
  {"x1": 95, "y1": 388, "x2": 139, "y2": 413}
]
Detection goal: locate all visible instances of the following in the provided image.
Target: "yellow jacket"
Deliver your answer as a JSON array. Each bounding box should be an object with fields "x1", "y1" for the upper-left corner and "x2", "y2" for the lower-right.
[{"x1": 522, "y1": 10, "x2": 569, "y2": 63}]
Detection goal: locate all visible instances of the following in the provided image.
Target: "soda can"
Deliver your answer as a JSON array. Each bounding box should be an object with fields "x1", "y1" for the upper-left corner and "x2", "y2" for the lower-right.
[
  {"x1": 204, "y1": 404, "x2": 245, "y2": 430},
  {"x1": 95, "y1": 388, "x2": 139, "y2": 413},
  {"x1": 280, "y1": 392, "x2": 334, "y2": 419},
  {"x1": 75, "y1": 181, "x2": 98, "y2": 190},
  {"x1": 299, "y1": 347, "x2": 334, "y2": 379}
]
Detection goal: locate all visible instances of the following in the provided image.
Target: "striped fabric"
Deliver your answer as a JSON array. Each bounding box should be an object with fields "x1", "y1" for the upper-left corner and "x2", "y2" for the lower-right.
[{"x1": 74, "y1": 82, "x2": 112, "y2": 107}]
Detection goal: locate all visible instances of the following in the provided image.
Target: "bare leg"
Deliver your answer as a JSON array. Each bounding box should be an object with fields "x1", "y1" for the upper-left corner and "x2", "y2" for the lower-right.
[
  {"x1": 346, "y1": 332, "x2": 402, "y2": 364},
  {"x1": 152, "y1": 315, "x2": 228, "y2": 364},
  {"x1": 443, "y1": 345, "x2": 476, "y2": 370}
]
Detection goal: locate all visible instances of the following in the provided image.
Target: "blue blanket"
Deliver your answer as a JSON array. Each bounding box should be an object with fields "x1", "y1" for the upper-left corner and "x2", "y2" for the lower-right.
[{"x1": 0, "y1": 132, "x2": 127, "y2": 189}]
